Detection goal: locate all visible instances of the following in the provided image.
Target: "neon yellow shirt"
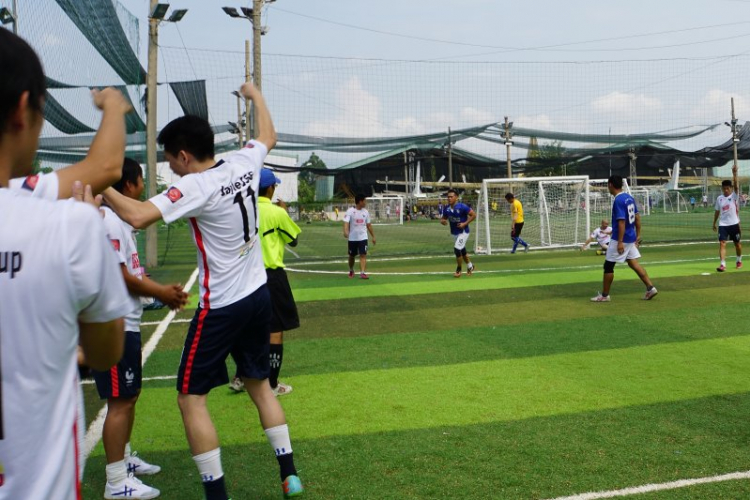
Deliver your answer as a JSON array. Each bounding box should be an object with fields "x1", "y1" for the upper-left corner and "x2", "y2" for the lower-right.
[
  {"x1": 511, "y1": 199, "x2": 524, "y2": 223},
  {"x1": 258, "y1": 197, "x2": 301, "y2": 269}
]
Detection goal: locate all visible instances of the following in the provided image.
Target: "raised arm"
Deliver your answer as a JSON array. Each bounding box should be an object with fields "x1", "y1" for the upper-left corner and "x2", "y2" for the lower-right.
[
  {"x1": 240, "y1": 82, "x2": 277, "y2": 151},
  {"x1": 102, "y1": 187, "x2": 163, "y2": 230},
  {"x1": 55, "y1": 88, "x2": 133, "y2": 198},
  {"x1": 733, "y1": 164, "x2": 740, "y2": 195}
]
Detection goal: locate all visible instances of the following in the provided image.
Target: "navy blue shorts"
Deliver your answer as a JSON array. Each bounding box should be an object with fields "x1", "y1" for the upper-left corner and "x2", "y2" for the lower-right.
[
  {"x1": 92, "y1": 331, "x2": 142, "y2": 399},
  {"x1": 266, "y1": 268, "x2": 300, "y2": 332},
  {"x1": 177, "y1": 285, "x2": 272, "y2": 395},
  {"x1": 718, "y1": 224, "x2": 741, "y2": 243},
  {"x1": 348, "y1": 239, "x2": 368, "y2": 256}
]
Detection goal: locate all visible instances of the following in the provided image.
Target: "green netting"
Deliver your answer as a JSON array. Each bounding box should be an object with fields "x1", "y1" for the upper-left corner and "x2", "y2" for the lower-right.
[{"x1": 169, "y1": 80, "x2": 209, "y2": 121}]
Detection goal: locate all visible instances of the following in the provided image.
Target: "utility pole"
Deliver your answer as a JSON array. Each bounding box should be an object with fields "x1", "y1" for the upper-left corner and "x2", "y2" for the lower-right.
[
  {"x1": 252, "y1": 0, "x2": 262, "y2": 93},
  {"x1": 628, "y1": 148, "x2": 637, "y2": 187},
  {"x1": 447, "y1": 127, "x2": 453, "y2": 188},
  {"x1": 145, "y1": 0, "x2": 160, "y2": 267},
  {"x1": 504, "y1": 116, "x2": 513, "y2": 179},
  {"x1": 731, "y1": 97, "x2": 740, "y2": 194},
  {"x1": 245, "y1": 40, "x2": 252, "y2": 140}
]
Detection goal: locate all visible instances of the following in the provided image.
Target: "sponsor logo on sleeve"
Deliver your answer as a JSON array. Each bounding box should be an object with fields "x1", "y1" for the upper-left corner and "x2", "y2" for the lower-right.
[
  {"x1": 21, "y1": 175, "x2": 39, "y2": 191},
  {"x1": 110, "y1": 239, "x2": 121, "y2": 252},
  {"x1": 244, "y1": 142, "x2": 255, "y2": 149},
  {"x1": 166, "y1": 187, "x2": 183, "y2": 203}
]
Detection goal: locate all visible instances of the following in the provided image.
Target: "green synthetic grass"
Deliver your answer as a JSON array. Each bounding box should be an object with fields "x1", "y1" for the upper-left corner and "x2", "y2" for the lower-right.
[{"x1": 81, "y1": 237, "x2": 750, "y2": 499}]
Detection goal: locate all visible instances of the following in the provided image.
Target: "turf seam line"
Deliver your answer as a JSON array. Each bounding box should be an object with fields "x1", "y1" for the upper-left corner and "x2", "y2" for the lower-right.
[
  {"x1": 82, "y1": 267, "x2": 200, "y2": 464},
  {"x1": 545, "y1": 469, "x2": 750, "y2": 499}
]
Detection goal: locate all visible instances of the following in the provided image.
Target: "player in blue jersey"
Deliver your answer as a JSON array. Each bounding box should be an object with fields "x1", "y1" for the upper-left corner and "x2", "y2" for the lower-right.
[
  {"x1": 441, "y1": 189, "x2": 476, "y2": 277},
  {"x1": 591, "y1": 175, "x2": 658, "y2": 302}
]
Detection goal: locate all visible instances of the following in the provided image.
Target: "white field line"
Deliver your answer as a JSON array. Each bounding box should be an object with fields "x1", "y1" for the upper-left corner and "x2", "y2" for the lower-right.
[
  {"x1": 82, "y1": 267, "x2": 199, "y2": 462},
  {"x1": 287, "y1": 256, "x2": 716, "y2": 276},
  {"x1": 81, "y1": 374, "x2": 177, "y2": 385},
  {"x1": 141, "y1": 318, "x2": 192, "y2": 326},
  {"x1": 545, "y1": 470, "x2": 750, "y2": 500}
]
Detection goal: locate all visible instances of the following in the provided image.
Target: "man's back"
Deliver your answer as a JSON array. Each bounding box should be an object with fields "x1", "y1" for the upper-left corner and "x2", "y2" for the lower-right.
[
  {"x1": 150, "y1": 143, "x2": 268, "y2": 309},
  {"x1": 0, "y1": 192, "x2": 128, "y2": 500}
]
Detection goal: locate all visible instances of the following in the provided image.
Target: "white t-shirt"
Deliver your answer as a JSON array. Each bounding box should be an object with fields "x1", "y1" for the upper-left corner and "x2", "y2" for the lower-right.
[
  {"x1": 0, "y1": 190, "x2": 130, "y2": 500},
  {"x1": 344, "y1": 207, "x2": 371, "y2": 242},
  {"x1": 715, "y1": 192, "x2": 740, "y2": 226},
  {"x1": 150, "y1": 141, "x2": 268, "y2": 309},
  {"x1": 8, "y1": 172, "x2": 59, "y2": 199},
  {"x1": 101, "y1": 206, "x2": 143, "y2": 332},
  {"x1": 590, "y1": 226, "x2": 612, "y2": 246}
]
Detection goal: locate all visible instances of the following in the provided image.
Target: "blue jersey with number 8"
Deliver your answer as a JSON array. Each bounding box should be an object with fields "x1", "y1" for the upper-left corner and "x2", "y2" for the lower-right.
[{"x1": 611, "y1": 192, "x2": 638, "y2": 243}]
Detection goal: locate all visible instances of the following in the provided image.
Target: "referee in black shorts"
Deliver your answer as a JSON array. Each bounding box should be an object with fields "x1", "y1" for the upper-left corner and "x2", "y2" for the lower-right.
[{"x1": 230, "y1": 168, "x2": 301, "y2": 395}]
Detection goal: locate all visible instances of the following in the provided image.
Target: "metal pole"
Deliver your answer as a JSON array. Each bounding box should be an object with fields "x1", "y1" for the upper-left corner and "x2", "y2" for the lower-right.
[
  {"x1": 235, "y1": 93, "x2": 244, "y2": 147},
  {"x1": 244, "y1": 40, "x2": 252, "y2": 140},
  {"x1": 145, "y1": 0, "x2": 159, "y2": 267},
  {"x1": 504, "y1": 116, "x2": 512, "y2": 179},
  {"x1": 252, "y1": 0, "x2": 263, "y2": 136},
  {"x1": 447, "y1": 127, "x2": 453, "y2": 188},
  {"x1": 11, "y1": 0, "x2": 17, "y2": 34},
  {"x1": 628, "y1": 148, "x2": 637, "y2": 187},
  {"x1": 732, "y1": 97, "x2": 740, "y2": 194}
]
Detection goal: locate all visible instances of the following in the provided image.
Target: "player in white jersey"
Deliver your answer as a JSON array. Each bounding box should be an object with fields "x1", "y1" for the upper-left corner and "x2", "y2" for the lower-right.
[
  {"x1": 712, "y1": 166, "x2": 743, "y2": 272},
  {"x1": 102, "y1": 83, "x2": 303, "y2": 500},
  {"x1": 580, "y1": 219, "x2": 612, "y2": 255},
  {"x1": 343, "y1": 195, "x2": 377, "y2": 279},
  {"x1": 0, "y1": 29, "x2": 130, "y2": 500},
  {"x1": 94, "y1": 159, "x2": 188, "y2": 499}
]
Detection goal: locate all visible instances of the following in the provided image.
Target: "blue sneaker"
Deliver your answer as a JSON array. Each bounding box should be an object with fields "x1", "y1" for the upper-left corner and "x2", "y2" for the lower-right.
[{"x1": 282, "y1": 475, "x2": 304, "y2": 498}]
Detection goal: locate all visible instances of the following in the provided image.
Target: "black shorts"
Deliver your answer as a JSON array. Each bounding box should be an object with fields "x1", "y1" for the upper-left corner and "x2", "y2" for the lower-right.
[
  {"x1": 718, "y1": 224, "x2": 741, "y2": 243},
  {"x1": 511, "y1": 222, "x2": 525, "y2": 238},
  {"x1": 177, "y1": 285, "x2": 272, "y2": 395},
  {"x1": 266, "y1": 267, "x2": 300, "y2": 332},
  {"x1": 348, "y1": 239, "x2": 368, "y2": 256},
  {"x1": 92, "y1": 331, "x2": 142, "y2": 399}
]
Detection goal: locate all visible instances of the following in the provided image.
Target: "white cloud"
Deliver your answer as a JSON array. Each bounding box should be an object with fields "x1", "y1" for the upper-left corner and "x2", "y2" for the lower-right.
[
  {"x1": 515, "y1": 114, "x2": 552, "y2": 130},
  {"x1": 690, "y1": 89, "x2": 748, "y2": 123},
  {"x1": 303, "y1": 76, "x2": 383, "y2": 137},
  {"x1": 591, "y1": 91, "x2": 662, "y2": 116},
  {"x1": 459, "y1": 107, "x2": 494, "y2": 126}
]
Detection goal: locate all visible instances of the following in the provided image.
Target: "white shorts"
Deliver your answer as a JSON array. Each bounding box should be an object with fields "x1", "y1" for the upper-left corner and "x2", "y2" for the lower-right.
[
  {"x1": 453, "y1": 232, "x2": 469, "y2": 250},
  {"x1": 605, "y1": 241, "x2": 641, "y2": 263}
]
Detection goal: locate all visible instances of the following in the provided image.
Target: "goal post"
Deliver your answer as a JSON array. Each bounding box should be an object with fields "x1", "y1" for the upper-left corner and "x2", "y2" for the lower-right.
[
  {"x1": 366, "y1": 195, "x2": 405, "y2": 225},
  {"x1": 475, "y1": 176, "x2": 591, "y2": 254}
]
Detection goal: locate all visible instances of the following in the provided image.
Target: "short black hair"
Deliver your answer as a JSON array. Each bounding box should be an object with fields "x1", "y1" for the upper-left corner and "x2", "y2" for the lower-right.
[
  {"x1": 259, "y1": 185, "x2": 273, "y2": 198},
  {"x1": 608, "y1": 175, "x2": 624, "y2": 189},
  {"x1": 157, "y1": 115, "x2": 214, "y2": 161},
  {"x1": 722, "y1": 180, "x2": 733, "y2": 188},
  {"x1": 355, "y1": 194, "x2": 366, "y2": 204},
  {"x1": 504, "y1": 193, "x2": 514, "y2": 201},
  {"x1": 446, "y1": 189, "x2": 458, "y2": 196},
  {"x1": 0, "y1": 30, "x2": 46, "y2": 138},
  {"x1": 112, "y1": 157, "x2": 143, "y2": 194}
]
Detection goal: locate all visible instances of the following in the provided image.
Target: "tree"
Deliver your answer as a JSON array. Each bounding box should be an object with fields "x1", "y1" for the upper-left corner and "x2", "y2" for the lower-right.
[
  {"x1": 32, "y1": 158, "x2": 53, "y2": 175},
  {"x1": 299, "y1": 153, "x2": 327, "y2": 203},
  {"x1": 526, "y1": 140, "x2": 576, "y2": 176}
]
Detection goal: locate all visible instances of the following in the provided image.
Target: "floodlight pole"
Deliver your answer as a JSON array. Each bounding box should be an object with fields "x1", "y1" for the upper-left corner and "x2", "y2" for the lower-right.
[
  {"x1": 731, "y1": 97, "x2": 740, "y2": 194},
  {"x1": 504, "y1": 116, "x2": 512, "y2": 179},
  {"x1": 628, "y1": 148, "x2": 637, "y2": 187},
  {"x1": 245, "y1": 40, "x2": 252, "y2": 141},
  {"x1": 145, "y1": 0, "x2": 160, "y2": 267},
  {"x1": 447, "y1": 127, "x2": 453, "y2": 188},
  {"x1": 252, "y1": 0, "x2": 263, "y2": 137}
]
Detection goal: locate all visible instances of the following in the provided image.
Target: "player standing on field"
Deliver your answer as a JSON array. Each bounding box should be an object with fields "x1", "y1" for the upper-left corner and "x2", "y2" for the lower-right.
[
  {"x1": 0, "y1": 29, "x2": 130, "y2": 500},
  {"x1": 344, "y1": 194, "x2": 376, "y2": 279},
  {"x1": 102, "y1": 83, "x2": 303, "y2": 500},
  {"x1": 230, "y1": 168, "x2": 301, "y2": 397},
  {"x1": 712, "y1": 165, "x2": 743, "y2": 272},
  {"x1": 441, "y1": 189, "x2": 476, "y2": 278},
  {"x1": 591, "y1": 175, "x2": 658, "y2": 302},
  {"x1": 505, "y1": 193, "x2": 529, "y2": 253},
  {"x1": 94, "y1": 158, "x2": 188, "y2": 499}
]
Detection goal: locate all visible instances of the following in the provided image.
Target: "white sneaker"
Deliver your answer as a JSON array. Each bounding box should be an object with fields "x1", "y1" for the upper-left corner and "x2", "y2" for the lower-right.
[
  {"x1": 643, "y1": 287, "x2": 658, "y2": 300},
  {"x1": 228, "y1": 376, "x2": 244, "y2": 393},
  {"x1": 273, "y1": 382, "x2": 293, "y2": 396},
  {"x1": 104, "y1": 473, "x2": 160, "y2": 499},
  {"x1": 127, "y1": 452, "x2": 161, "y2": 476},
  {"x1": 590, "y1": 292, "x2": 610, "y2": 302}
]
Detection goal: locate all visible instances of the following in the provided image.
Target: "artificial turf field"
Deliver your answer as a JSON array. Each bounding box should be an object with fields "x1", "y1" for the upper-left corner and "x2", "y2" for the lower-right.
[{"x1": 80, "y1": 233, "x2": 750, "y2": 499}]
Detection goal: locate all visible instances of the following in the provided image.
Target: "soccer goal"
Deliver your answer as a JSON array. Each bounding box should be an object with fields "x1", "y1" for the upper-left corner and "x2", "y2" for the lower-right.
[
  {"x1": 475, "y1": 176, "x2": 590, "y2": 254},
  {"x1": 366, "y1": 195, "x2": 405, "y2": 225}
]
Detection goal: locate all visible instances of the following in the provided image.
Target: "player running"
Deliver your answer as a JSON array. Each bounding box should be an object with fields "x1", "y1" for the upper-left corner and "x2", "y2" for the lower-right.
[{"x1": 441, "y1": 189, "x2": 476, "y2": 277}]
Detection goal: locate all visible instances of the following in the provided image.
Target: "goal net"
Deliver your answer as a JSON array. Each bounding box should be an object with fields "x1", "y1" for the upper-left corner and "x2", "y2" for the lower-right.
[
  {"x1": 475, "y1": 176, "x2": 590, "y2": 254},
  {"x1": 366, "y1": 195, "x2": 405, "y2": 225}
]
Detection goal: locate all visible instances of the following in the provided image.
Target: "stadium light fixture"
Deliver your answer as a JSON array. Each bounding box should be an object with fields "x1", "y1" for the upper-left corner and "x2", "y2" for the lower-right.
[
  {"x1": 222, "y1": 6, "x2": 242, "y2": 18},
  {"x1": 149, "y1": 3, "x2": 170, "y2": 20},
  {"x1": 241, "y1": 7, "x2": 254, "y2": 17},
  {"x1": 168, "y1": 9, "x2": 188, "y2": 22},
  {"x1": 0, "y1": 7, "x2": 15, "y2": 25}
]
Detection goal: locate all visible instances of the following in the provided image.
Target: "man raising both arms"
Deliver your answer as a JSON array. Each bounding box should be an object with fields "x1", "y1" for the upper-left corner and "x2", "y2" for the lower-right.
[
  {"x1": 0, "y1": 29, "x2": 130, "y2": 500},
  {"x1": 591, "y1": 175, "x2": 658, "y2": 302},
  {"x1": 441, "y1": 189, "x2": 476, "y2": 277},
  {"x1": 580, "y1": 219, "x2": 612, "y2": 255},
  {"x1": 344, "y1": 194, "x2": 376, "y2": 279},
  {"x1": 712, "y1": 165, "x2": 743, "y2": 272},
  {"x1": 102, "y1": 82, "x2": 303, "y2": 499}
]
